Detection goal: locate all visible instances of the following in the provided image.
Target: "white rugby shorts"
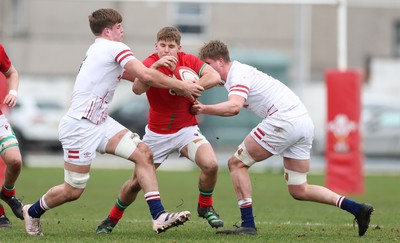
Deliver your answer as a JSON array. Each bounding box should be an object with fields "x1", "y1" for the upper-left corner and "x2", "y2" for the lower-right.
[
  {"x1": 250, "y1": 113, "x2": 314, "y2": 160},
  {"x1": 0, "y1": 115, "x2": 14, "y2": 138},
  {"x1": 59, "y1": 115, "x2": 126, "y2": 165},
  {"x1": 142, "y1": 125, "x2": 207, "y2": 164}
]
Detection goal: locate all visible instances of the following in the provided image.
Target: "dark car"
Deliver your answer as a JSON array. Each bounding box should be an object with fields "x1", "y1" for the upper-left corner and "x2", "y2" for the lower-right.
[{"x1": 109, "y1": 96, "x2": 149, "y2": 138}]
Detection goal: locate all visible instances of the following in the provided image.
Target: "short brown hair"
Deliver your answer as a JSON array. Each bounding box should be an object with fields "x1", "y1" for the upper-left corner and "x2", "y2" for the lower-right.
[
  {"x1": 88, "y1": 8, "x2": 123, "y2": 35},
  {"x1": 157, "y1": 26, "x2": 181, "y2": 45},
  {"x1": 198, "y1": 40, "x2": 231, "y2": 62}
]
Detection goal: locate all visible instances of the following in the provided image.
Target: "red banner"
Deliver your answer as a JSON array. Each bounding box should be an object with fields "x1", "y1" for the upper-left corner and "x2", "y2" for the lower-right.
[{"x1": 325, "y1": 69, "x2": 363, "y2": 194}]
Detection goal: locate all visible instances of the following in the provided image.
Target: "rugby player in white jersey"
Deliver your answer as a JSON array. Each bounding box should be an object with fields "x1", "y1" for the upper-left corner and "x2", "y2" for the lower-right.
[
  {"x1": 22, "y1": 8, "x2": 203, "y2": 236},
  {"x1": 191, "y1": 40, "x2": 373, "y2": 237}
]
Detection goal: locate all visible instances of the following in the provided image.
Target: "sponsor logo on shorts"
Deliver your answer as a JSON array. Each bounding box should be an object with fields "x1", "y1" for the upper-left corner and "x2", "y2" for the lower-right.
[{"x1": 83, "y1": 152, "x2": 92, "y2": 158}]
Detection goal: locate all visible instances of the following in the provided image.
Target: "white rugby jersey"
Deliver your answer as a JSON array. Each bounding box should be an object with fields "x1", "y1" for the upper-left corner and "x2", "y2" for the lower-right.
[
  {"x1": 225, "y1": 61, "x2": 307, "y2": 120},
  {"x1": 67, "y1": 38, "x2": 135, "y2": 124}
]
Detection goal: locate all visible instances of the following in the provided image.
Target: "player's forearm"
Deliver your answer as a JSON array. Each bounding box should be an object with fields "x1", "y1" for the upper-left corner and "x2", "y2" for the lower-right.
[
  {"x1": 142, "y1": 68, "x2": 183, "y2": 91},
  {"x1": 6, "y1": 66, "x2": 19, "y2": 91},
  {"x1": 125, "y1": 59, "x2": 182, "y2": 91},
  {"x1": 198, "y1": 73, "x2": 221, "y2": 90},
  {"x1": 202, "y1": 101, "x2": 241, "y2": 117},
  {"x1": 197, "y1": 66, "x2": 221, "y2": 90}
]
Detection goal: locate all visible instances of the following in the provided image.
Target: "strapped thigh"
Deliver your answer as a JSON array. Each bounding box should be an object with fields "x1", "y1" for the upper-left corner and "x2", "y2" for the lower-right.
[
  {"x1": 187, "y1": 138, "x2": 209, "y2": 162},
  {"x1": 283, "y1": 168, "x2": 307, "y2": 185},
  {"x1": 0, "y1": 135, "x2": 18, "y2": 154},
  {"x1": 234, "y1": 141, "x2": 256, "y2": 166},
  {"x1": 64, "y1": 169, "x2": 90, "y2": 189},
  {"x1": 114, "y1": 131, "x2": 141, "y2": 159}
]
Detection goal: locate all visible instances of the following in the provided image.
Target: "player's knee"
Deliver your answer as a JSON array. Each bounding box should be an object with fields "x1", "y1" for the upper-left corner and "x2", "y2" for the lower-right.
[
  {"x1": 133, "y1": 142, "x2": 153, "y2": 166},
  {"x1": 142, "y1": 143, "x2": 153, "y2": 162},
  {"x1": 60, "y1": 181, "x2": 86, "y2": 202},
  {"x1": 227, "y1": 155, "x2": 242, "y2": 171},
  {"x1": 130, "y1": 184, "x2": 141, "y2": 194},
  {"x1": 129, "y1": 178, "x2": 142, "y2": 193},
  {"x1": 200, "y1": 160, "x2": 218, "y2": 176},
  {"x1": 288, "y1": 185, "x2": 308, "y2": 201},
  {"x1": 7, "y1": 157, "x2": 22, "y2": 174},
  {"x1": 65, "y1": 188, "x2": 85, "y2": 202}
]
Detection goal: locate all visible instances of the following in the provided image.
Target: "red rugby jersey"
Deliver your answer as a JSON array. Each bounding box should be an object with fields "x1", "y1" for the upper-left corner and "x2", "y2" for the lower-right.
[
  {"x1": 0, "y1": 44, "x2": 12, "y2": 116},
  {"x1": 143, "y1": 52, "x2": 205, "y2": 134}
]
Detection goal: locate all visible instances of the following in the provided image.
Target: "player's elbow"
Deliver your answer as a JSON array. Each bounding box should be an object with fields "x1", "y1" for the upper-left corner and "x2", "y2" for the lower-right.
[
  {"x1": 132, "y1": 88, "x2": 142, "y2": 95},
  {"x1": 230, "y1": 105, "x2": 241, "y2": 115},
  {"x1": 132, "y1": 78, "x2": 150, "y2": 95},
  {"x1": 137, "y1": 74, "x2": 152, "y2": 85}
]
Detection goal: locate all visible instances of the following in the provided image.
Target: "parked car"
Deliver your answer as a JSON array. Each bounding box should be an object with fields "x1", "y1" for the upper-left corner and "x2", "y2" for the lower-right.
[
  {"x1": 108, "y1": 95, "x2": 149, "y2": 138},
  {"x1": 312, "y1": 103, "x2": 400, "y2": 157},
  {"x1": 362, "y1": 104, "x2": 400, "y2": 157},
  {"x1": 10, "y1": 96, "x2": 66, "y2": 153}
]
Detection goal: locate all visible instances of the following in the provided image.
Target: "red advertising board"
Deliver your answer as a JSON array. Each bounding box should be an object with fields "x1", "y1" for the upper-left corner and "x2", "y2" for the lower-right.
[{"x1": 325, "y1": 69, "x2": 363, "y2": 194}]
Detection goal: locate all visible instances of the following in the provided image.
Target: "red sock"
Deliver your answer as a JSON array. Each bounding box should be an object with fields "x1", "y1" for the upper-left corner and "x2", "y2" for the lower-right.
[
  {"x1": 1, "y1": 185, "x2": 15, "y2": 197},
  {"x1": 0, "y1": 205, "x2": 4, "y2": 216},
  {"x1": 198, "y1": 194, "x2": 213, "y2": 208},
  {"x1": 109, "y1": 205, "x2": 125, "y2": 222}
]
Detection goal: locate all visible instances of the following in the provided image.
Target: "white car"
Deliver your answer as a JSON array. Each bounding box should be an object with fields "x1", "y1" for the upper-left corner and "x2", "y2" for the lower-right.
[
  {"x1": 362, "y1": 104, "x2": 400, "y2": 157},
  {"x1": 9, "y1": 96, "x2": 66, "y2": 152}
]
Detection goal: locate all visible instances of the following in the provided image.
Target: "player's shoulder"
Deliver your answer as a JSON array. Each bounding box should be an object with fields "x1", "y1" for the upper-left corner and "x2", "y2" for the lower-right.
[
  {"x1": 0, "y1": 44, "x2": 5, "y2": 54},
  {"x1": 232, "y1": 60, "x2": 256, "y2": 74},
  {"x1": 177, "y1": 51, "x2": 199, "y2": 61},
  {"x1": 177, "y1": 52, "x2": 204, "y2": 70},
  {"x1": 142, "y1": 53, "x2": 159, "y2": 67},
  {"x1": 145, "y1": 53, "x2": 159, "y2": 62},
  {"x1": 95, "y1": 38, "x2": 131, "y2": 52}
]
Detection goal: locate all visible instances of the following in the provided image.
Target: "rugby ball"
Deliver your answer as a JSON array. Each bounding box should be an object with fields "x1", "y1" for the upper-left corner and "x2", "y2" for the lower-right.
[{"x1": 173, "y1": 66, "x2": 199, "y2": 81}]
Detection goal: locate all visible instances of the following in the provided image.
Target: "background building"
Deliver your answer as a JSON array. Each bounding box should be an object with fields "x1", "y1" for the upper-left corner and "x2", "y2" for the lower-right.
[
  {"x1": 1, "y1": 0, "x2": 399, "y2": 81},
  {"x1": 1, "y1": 0, "x2": 399, "y2": 151}
]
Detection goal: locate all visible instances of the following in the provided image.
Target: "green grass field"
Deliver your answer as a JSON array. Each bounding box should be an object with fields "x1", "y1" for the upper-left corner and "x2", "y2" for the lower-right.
[{"x1": 1, "y1": 167, "x2": 399, "y2": 242}]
